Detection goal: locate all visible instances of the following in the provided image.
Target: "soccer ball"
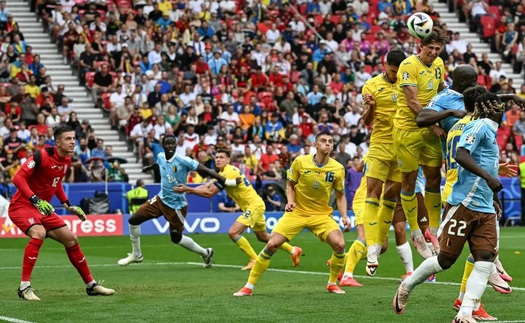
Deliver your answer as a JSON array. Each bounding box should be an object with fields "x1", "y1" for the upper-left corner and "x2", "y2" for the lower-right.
[{"x1": 407, "y1": 12, "x2": 434, "y2": 39}]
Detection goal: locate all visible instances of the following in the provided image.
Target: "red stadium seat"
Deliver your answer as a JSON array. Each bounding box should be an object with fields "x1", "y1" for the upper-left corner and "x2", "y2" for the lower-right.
[
  {"x1": 101, "y1": 92, "x2": 111, "y2": 111},
  {"x1": 515, "y1": 135, "x2": 523, "y2": 150},
  {"x1": 85, "y1": 72, "x2": 96, "y2": 88},
  {"x1": 330, "y1": 15, "x2": 340, "y2": 25},
  {"x1": 488, "y1": 6, "x2": 501, "y2": 21}
]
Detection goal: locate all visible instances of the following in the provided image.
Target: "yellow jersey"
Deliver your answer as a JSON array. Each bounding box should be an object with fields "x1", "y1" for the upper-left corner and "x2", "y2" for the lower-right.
[
  {"x1": 243, "y1": 154, "x2": 259, "y2": 172},
  {"x1": 287, "y1": 155, "x2": 345, "y2": 216},
  {"x1": 443, "y1": 115, "x2": 472, "y2": 201},
  {"x1": 219, "y1": 164, "x2": 264, "y2": 210},
  {"x1": 362, "y1": 73, "x2": 398, "y2": 144},
  {"x1": 394, "y1": 55, "x2": 445, "y2": 131}
]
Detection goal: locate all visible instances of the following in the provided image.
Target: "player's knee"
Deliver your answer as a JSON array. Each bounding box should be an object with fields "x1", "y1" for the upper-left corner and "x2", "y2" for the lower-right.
[
  {"x1": 128, "y1": 215, "x2": 143, "y2": 226},
  {"x1": 170, "y1": 231, "x2": 183, "y2": 244},
  {"x1": 437, "y1": 253, "x2": 457, "y2": 270},
  {"x1": 256, "y1": 234, "x2": 269, "y2": 243},
  {"x1": 28, "y1": 226, "x2": 46, "y2": 240},
  {"x1": 331, "y1": 241, "x2": 346, "y2": 253},
  {"x1": 228, "y1": 230, "x2": 239, "y2": 241},
  {"x1": 471, "y1": 250, "x2": 496, "y2": 262}
]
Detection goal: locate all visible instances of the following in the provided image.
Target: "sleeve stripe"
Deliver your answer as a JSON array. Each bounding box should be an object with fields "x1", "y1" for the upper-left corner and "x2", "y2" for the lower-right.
[
  {"x1": 287, "y1": 177, "x2": 297, "y2": 183},
  {"x1": 400, "y1": 83, "x2": 417, "y2": 87}
]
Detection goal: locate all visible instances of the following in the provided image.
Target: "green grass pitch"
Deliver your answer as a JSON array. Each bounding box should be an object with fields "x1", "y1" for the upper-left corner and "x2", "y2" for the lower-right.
[{"x1": 0, "y1": 228, "x2": 524, "y2": 323}]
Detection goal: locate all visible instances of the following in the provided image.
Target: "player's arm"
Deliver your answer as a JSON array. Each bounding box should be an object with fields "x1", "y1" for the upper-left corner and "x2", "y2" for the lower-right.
[
  {"x1": 142, "y1": 162, "x2": 158, "y2": 173},
  {"x1": 498, "y1": 94, "x2": 525, "y2": 110},
  {"x1": 455, "y1": 147, "x2": 503, "y2": 192},
  {"x1": 438, "y1": 82, "x2": 446, "y2": 92},
  {"x1": 194, "y1": 164, "x2": 239, "y2": 187},
  {"x1": 285, "y1": 180, "x2": 296, "y2": 212},
  {"x1": 361, "y1": 91, "x2": 375, "y2": 126},
  {"x1": 334, "y1": 167, "x2": 351, "y2": 231},
  {"x1": 402, "y1": 85, "x2": 424, "y2": 116},
  {"x1": 416, "y1": 108, "x2": 466, "y2": 127},
  {"x1": 56, "y1": 183, "x2": 87, "y2": 221},
  {"x1": 175, "y1": 180, "x2": 221, "y2": 198}
]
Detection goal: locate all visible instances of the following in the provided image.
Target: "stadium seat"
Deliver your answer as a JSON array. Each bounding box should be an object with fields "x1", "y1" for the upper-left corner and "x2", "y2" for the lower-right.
[
  {"x1": 480, "y1": 16, "x2": 496, "y2": 40},
  {"x1": 488, "y1": 6, "x2": 501, "y2": 21},
  {"x1": 330, "y1": 15, "x2": 340, "y2": 25},
  {"x1": 85, "y1": 71, "x2": 96, "y2": 89}
]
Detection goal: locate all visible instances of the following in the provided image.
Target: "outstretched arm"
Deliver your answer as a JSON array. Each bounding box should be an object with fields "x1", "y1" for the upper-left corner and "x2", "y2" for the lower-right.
[
  {"x1": 195, "y1": 164, "x2": 240, "y2": 187},
  {"x1": 142, "y1": 162, "x2": 158, "y2": 173},
  {"x1": 416, "y1": 109, "x2": 467, "y2": 128},
  {"x1": 174, "y1": 181, "x2": 221, "y2": 198}
]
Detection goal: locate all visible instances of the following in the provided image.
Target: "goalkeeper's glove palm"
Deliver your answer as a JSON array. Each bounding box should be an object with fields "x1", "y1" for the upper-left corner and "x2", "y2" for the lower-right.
[
  {"x1": 67, "y1": 206, "x2": 86, "y2": 221},
  {"x1": 30, "y1": 195, "x2": 54, "y2": 216}
]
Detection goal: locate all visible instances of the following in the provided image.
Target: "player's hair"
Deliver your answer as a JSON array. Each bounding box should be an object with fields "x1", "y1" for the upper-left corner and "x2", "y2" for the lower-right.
[
  {"x1": 162, "y1": 134, "x2": 176, "y2": 145},
  {"x1": 53, "y1": 125, "x2": 75, "y2": 140},
  {"x1": 472, "y1": 93, "x2": 504, "y2": 121},
  {"x1": 463, "y1": 86, "x2": 489, "y2": 113},
  {"x1": 421, "y1": 29, "x2": 446, "y2": 46},
  {"x1": 386, "y1": 50, "x2": 407, "y2": 67},
  {"x1": 315, "y1": 131, "x2": 333, "y2": 142},
  {"x1": 216, "y1": 149, "x2": 231, "y2": 158}
]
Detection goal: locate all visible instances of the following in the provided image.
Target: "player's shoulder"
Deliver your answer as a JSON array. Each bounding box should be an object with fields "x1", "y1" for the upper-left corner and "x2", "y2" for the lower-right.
[
  {"x1": 222, "y1": 164, "x2": 237, "y2": 174},
  {"x1": 328, "y1": 157, "x2": 346, "y2": 172},
  {"x1": 293, "y1": 154, "x2": 309, "y2": 165},
  {"x1": 401, "y1": 54, "x2": 416, "y2": 65},
  {"x1": 433, "y1": 56, "x2": 445, "y2": 67}
]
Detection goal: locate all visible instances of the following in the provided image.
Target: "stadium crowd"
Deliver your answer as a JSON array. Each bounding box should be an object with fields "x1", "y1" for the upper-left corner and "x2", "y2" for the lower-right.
[{"x1": 0, "y1": 0, "x2": 523, "y2": 204}]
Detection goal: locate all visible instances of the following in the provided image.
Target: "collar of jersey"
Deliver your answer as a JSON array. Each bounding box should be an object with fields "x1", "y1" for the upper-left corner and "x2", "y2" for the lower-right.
[
  {"x1": 483, "y1": 118, "x2": 498, "y2": 132},
  {"x1": 446, "y1": 87, "x2": 462, "y2": 97},
  {"x1": 312, "y1": 155, "x2": 328, "y2": 168},
  {"x1": 166, "y1": 153, "x2": 176, "y2": 163},
  {"x1": 415, "y1": 55, "x2": 432, "y2": 68},
  {"x1": 381, "y1": 73, "x2": 395, "y2": 84}
]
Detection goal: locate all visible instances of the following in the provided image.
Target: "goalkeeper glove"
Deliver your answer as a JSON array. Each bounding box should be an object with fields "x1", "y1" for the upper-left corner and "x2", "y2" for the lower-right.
[
  {"x1": 29, "y1": 195, "x2": 54, "y2": 216},
  {"x1": 67, "y1": 205, "x2": 86, "y2": 221}
]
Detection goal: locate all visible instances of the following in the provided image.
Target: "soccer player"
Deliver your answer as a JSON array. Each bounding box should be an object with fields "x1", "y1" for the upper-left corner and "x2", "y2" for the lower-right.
[
  {"x1": 117, "y1": 134, "x2": 238, "y2": 267},
  {"x1": 355, "y1": 50, "x2": 409, "y2": 276},
  {"x1": 393, "y1": 93, "x2": 504, "y2": 323},
  {"x1": 175, "y1": 150, "x2": 302, "y2": 270},
  {"x1": 9, "y1": 125, "x2": 114, "y2": 300},
  {"x1": 393, "y1": 30, "x2": 447, "y2": 259},
  {"x1": 340, "y1": 167, "x2": 428, "y2": 287},
  {"x1": 233, "y1": 132, "x2": 351, "y2": 296},
  {"x1": 428, "y1": 86, "x2": 513, "y2": 320}
]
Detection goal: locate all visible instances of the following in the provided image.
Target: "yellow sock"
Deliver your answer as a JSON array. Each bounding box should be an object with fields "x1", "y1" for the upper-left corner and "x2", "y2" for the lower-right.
[
  {"x1": 344, "y1": 239, "x2": 366, "y2": 274},
  {"x1": 235, "y1": 236, "x2": 257, "y2": 260},
  {"x1": 460, "y1": 257, "x2": 475, "y2": 297},
  {"x1": 329, "y1": 251, "x2": 346, "y2": 283},
  {"x1": 377, "y1": 197, "x2": 397, "y2": 245},
  {"x1": 363, "y1": 197, "x2": 380, "y2": 247},
  {"x1": 247, "y1": 248, "x2": 273, "y2": 285},
  {"x1": 279, "y1": 242, "x2": 293, "y2": 254},
  {"x1": 425, "y1": 189, "x2": 442, "y2": 230},
  {"x1": 401, "y1": 191, "x2": 419, "y2": 231}
]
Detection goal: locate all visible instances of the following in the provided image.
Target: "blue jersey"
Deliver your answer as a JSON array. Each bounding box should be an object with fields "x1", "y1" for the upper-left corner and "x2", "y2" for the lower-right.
[
  {"x1": 426, "y1": 88, "x2": 464, "y2": 133},
  {"x1": 447, "y1": 119, "x2": 499, "y2": 213},
  {"x1": 415, "y1": 167, "x2": 425, "y2": 194},
  {"x1": 156, "y1": 153, "x2": 199, "y2": 210}
]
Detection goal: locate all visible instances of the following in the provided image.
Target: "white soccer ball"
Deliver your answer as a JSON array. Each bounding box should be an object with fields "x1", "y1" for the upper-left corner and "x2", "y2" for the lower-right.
[{"x1": 407, "y1": 12, "x2": 434, "y2": 39}]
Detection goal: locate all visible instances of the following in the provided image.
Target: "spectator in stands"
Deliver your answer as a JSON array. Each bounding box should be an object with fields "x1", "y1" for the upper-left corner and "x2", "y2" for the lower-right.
[
  {"x1": 88, "y1": 160, "x2": 106, "y2": 183},
  {"x1": 513, "y1": 111, "x2": 525, "y2": 136},
  {"x1": 130, "y1": 117, "x2": 152, "y2": 163},
  {"x1": 91, "y1": 138, "x2": 107, "y2": 159},
  {"x1": 501, "y1": 142, "x2": 520, "y2": 164},
  {"x1": 45, "y1": 107, "x2": 60, "y2": 127},
  {"x1": 107, "y1": 159, "x2": 128, "y2": 182},
  {"x1": 92, "y1": 63, "x2": 114, "y2": 101},
  {"x1": 217, "y1": 190, "x2": 241, "y2": 213},
  {"x1": 265, "y1": 184, "x2": 282, "y2": 212}
]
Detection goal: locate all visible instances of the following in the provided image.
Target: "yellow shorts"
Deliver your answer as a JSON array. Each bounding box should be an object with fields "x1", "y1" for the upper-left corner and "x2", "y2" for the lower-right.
[
  {"x1": 352, "y1": 177, "x2": 367, "y2": 226},
  {"x1": 393, "y1": 128, "x2": 443, "y2": 173},
  {"x1": 236, "y1": 203, "x2": 267, "y2": 232},
  {"x1": 365, "y1": 143, "x2": 401, "y2": 183},
  {"x1": 272, "y1": 212, "x2": 341, "y2": 242}
]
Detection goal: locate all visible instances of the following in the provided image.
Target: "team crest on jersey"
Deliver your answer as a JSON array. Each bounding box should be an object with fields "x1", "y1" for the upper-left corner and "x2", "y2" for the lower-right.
[
  {"x1": 173, "y1": 166, "x2": 177, "y2": 172},
  {"x1": 428, "y1": 81, "x2": 433, "y2": 89},
  {"x1": 28, "y1": 218, "x2": 35, "y2": 225},
  {"x1": 392, "y1": 94, "x2": 398, "y2": 103},
  {"x1": 465, "y1": 134, "x2": 476, "y2": 144},
  {"x1": 402, "y1": 72, "x2": 409, "y2": 81},
  {"x1": 313, "y1": 181, "x2": 319, "y2": 189},
  {"x1": 27, "y1": 160, "x2": 35, "y2": 169}
]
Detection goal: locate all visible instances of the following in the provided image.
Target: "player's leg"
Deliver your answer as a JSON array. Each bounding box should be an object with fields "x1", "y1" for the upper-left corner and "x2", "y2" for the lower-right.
[
  {"x1": 340, "y1": 224, "x2": 366, "y2": 287},
  {"x1": 46, "y1": 224, "x2": 114, "y2": 296},
  {"x1": 254, "y1": 230, "x2": 302, "y2": 268},
  {"x1": 166, "y1": 206, "x2": 213, "y2": 268},
  {"x1": 494, "y1": 220, "x2": 513, "y2": 282},
  {"x1": 394, "y1": 204, "x2": 466, "y2": 315},
  {"x1": 456, "y1": 212, "x2": 498, "y2": 321},
  {"x1": 392, "y1": 202, "x2": 413, "y2": 278},
  {"x1": 421, "y1": 164, "x2": 442, "y2": 254},
  {"x1": 8, "y1": 206, "x2": 47, "y2": 300},
  {"x1": 324, "y1": 228, "x2": 346, "y2": 294},
  {"x1": 229, "y1": 220, "x2": 257, "y2": 269},
  {"x1": 234, "y1": 213, "x2": 305, "y2": 296},
  {"x1": 118, "y1": 197, "x2": 161, "y2": 265},
  {"x1": 363, "y1": 175, "x2": 384, "y2": 275}
]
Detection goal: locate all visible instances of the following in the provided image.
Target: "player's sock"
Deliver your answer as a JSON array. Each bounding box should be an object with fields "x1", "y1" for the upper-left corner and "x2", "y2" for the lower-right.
[
  {"x1": 234, "y1": 235, "x2": 257, "y2": 260},
  {"x1": 458, "y1": 261, "x2": 493, "y2": 318},
  {"x1": 363, "y1": 197, "x2": 380, "y2": 247},
  {"x1": 424, "y1": 189, "x2": 441, "y2": 232},
  {"x1": 129, "y1": 224, "x2": 142, "y2": 257},
  {"x1": 328, "y1": 251, "x2": 345, "y2": 284},
  {"x1": 65, "y1": 243, "x2": 94, "y2": 284},
  {"x1": 279, "y1": 242, "x2": 294, "y2": 254},
  {"x1": 458, "y1": 256, "x2": 475, "y2": 301},
  {"x1": 376, "y1": 197, "x2": 397, "y2": 244},
  {"x1": 247, "y1": 248, "x2": 273, "y2": 286},
  {"x1": 343, "y1": 239, "x2": 366, "y2": 279},
  {"x1": 396, "y1": 242, "x2": 414, "y2": 274},
  {"x1": 400, "y1": 191, "x2": 419, "y2": 231},
  {"x1": 21, "y1": 238, "x2": 43, "y2": 283},
  {"x1": 178, "y1": 235, "x2": 207, "y2": 256},
  {"x1": 404, "y1": 256, "x2": 443, "y2": 291}
]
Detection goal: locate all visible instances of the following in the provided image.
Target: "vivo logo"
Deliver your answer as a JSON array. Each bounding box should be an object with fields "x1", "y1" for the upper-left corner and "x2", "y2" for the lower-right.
[{"x1": 152, "y1": 217, "x2": 221, "y2": 233}]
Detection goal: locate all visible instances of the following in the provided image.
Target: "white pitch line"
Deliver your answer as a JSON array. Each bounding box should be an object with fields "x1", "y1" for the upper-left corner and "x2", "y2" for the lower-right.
[
  {"x1": 498, "y1": 321, "x2": 525, "y2": 323},
  {"x1": 0, "y1": 261, "x2": 524, "y2": 291},
  {"x1": 0, "y1": 315, "x2": 36, "y2": 323}
]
